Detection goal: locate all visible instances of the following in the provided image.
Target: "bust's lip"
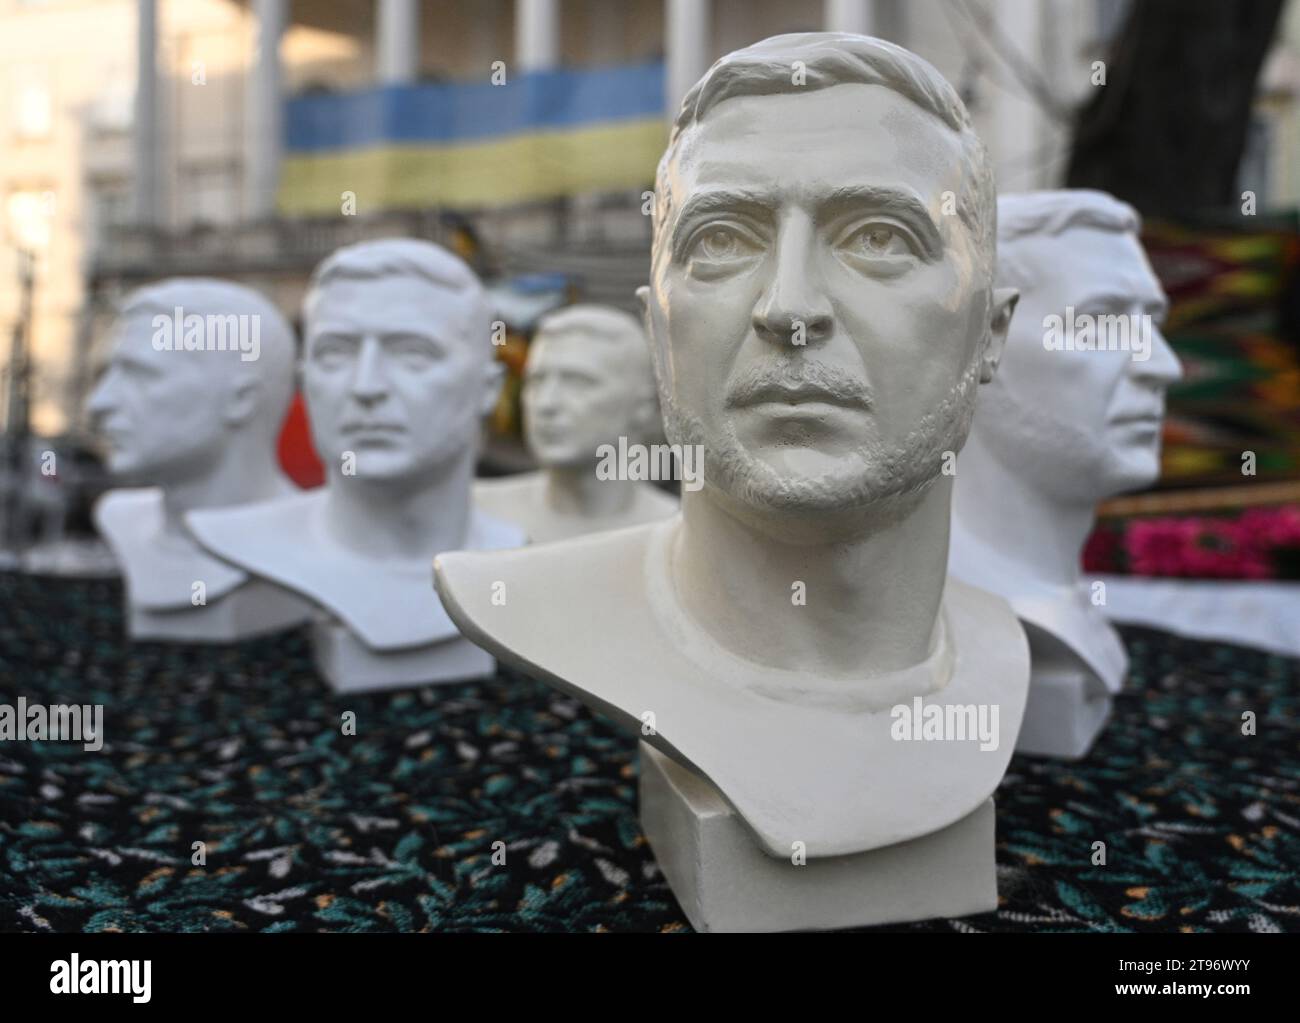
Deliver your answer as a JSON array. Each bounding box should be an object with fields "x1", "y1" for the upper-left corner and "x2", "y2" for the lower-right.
[
  {"x1": 735, "y1": 382, "x2": 869, "y2": 409},
  {"x1": 530, "y1": 423, "x2": 570, "y2": 442},
  {"x1": 341, "y1": 421, "x2": 406, "y2": 434}
]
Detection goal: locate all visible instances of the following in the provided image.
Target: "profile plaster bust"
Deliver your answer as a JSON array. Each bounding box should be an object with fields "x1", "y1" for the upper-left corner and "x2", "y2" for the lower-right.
[
  {"x1": 187, "y1": 239, "x2": 523, "y2": 688},
  {"x1": 437, "y1": 33, "x2": 1030, "y2": 861},
  {"x1": 474, "y1": 304, "x2": 677, "y2": 542},
  {"x1": 87, "y1": 278, "x2": 308, "y2": 641},
  {"x1": 949, "y1": 191, "x2": 1182, "y2": 755}
]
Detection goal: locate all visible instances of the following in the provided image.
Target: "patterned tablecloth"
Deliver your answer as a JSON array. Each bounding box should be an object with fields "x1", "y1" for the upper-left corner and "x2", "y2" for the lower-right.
[{"x1": 0, "y1": 571, "x2": 1296, "y2": 933}]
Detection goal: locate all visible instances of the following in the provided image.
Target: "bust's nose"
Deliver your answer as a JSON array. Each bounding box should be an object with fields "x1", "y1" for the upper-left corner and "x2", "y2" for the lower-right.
[
  {"x1": 87, "y1": 367, "x2": 123, "y2": 423},
  {"x1": 752, "y1": 215, "x2": 833, "y2": 347},
  {"x1": 349, "y1": 336, "x2": 389, "y2": 404}
]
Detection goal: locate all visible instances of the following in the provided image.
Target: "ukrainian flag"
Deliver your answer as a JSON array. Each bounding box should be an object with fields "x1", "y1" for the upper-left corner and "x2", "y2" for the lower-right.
[{"x1": 279, "y1": 61, "x2": 666, "y2": 214}]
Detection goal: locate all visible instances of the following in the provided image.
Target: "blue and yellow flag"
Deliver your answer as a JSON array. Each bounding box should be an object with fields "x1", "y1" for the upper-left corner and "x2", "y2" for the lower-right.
[{"x1": 279, "y1": 61, "x2": 666, "y2": 214}]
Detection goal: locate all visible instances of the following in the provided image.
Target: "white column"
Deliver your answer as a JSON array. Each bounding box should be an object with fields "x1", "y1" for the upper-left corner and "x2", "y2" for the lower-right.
[
  {"x1": 133, "y1": 0, "x2": 160, "y2": 227},
  {"x1": 515, "y1": 0, "x2": 560, "y2": 72},
  {"x1": 824, "y1": 0, "x2": 875, "y2": 36},
  {"x1": 377, "y1": 0, "x2": 420, "y2": 84},
  {"x1": 666, "y1": 0, "x2": 710, "y2": 121},
  {"x1": 990, "y1": 0, "x2": 1051, "y2": 191},
  {"x1": 588, "y1": 0, "x2": 625, "y2": 65},
  {"x1": 244, "y1": 0, "x2": 285, "y2": 220}
]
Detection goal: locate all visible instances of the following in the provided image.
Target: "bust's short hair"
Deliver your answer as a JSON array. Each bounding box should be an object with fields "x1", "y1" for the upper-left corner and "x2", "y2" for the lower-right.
[
  {"x1": 304, "y1": 238, "x2": 490, "y2": 360},
  {"x1": 532, "y1": 304, "x2": 656, "y2": 400},
  {"x1": 121, "y1": 277, "x2": 296, "y2": 432},
  {"x1": 997, "y1": 190, "x2": 1141, "y2": 290},
  {"x1": 654, "y1": 32, "x2": 996, "y2": 281}
]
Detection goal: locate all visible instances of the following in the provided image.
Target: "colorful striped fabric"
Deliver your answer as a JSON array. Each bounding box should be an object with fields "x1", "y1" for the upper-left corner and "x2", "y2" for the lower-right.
[
  {"x1": 1142, "y1": 216, "x2": 1300, "y2": 487},
  {"x1": 279, "y1": 62, "x2": 666, "y2": 214}
]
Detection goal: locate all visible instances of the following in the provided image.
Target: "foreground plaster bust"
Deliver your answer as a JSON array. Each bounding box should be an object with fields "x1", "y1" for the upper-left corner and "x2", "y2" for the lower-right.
[
  {"x1": 188, "y1": 240, "x2": 523, "y2": 689},
  {"x1": 437, "y1": 33, "x2": 1030, "y2": 925},
  {"x1": 87, "y1": 278, "x2": 309, "y2": 641},
  {"x1": 474, "y1": 304, "x2": 677, "y2": 542},
  {"x1": 950, "y1": 190, "x2": 1183, "y2": 758}
]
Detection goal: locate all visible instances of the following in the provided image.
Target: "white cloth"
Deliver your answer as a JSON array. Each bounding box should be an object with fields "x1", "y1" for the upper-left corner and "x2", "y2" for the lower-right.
[{"x1": 1095, "y1": 574, "x2": 1300, "y2": 658}]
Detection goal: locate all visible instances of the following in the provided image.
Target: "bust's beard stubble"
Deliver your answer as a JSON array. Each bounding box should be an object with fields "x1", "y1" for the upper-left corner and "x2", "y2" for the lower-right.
[{"x1": 660, "y1": 356, "x2": 983, "y2": 523}]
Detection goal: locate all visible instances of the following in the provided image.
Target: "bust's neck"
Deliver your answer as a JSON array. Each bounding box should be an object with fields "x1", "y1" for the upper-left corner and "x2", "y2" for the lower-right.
[
  {"x1": 158, "y1": 442, "x2": 291, "y2": 542},
  {"x1": 670, "y1": 478, "x2": 951, "y2": 678},
  {"x1": 951, "y1": 433, "x2": 1095, "y2": 597},
  {"x1": 322, "y1": 448, "x2": 474, "y2": 562},
  {"x1": 543, "y1": 462, "x2": 640, "y2": 519}
]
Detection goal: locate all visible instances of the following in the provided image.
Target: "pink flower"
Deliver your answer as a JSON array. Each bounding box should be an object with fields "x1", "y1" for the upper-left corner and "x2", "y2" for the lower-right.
[
  {"x1": 1127, "y1": 519, "x2": 1198, "y2": 576},
  {"x1": 1181, "y1": 519, "x2": 1263, "y2": 578},
  {"x1": 1239, "y1": 505, "x2": 1300, "y2": 549},
  {"x1": 1125, "y1": 515, "x2": 1277, "y2": 579}
]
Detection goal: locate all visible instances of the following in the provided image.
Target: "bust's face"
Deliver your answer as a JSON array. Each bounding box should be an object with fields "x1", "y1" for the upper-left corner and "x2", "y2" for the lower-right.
[
  {"x1": 523, "y1": 327, "x2": 647, "y2": 468},
  {"x1": 645, "y1": 83, "x2": 996, "y2": 518},
  {"x1": 978, "y1": 226, "x2": 1182, "y2": 502},
  {"x1": 87, "y1": 307, "x2": 231, "y2": 483},
  {"x1": 303, "y1": 273, "x2": 485, "y2": 482}
]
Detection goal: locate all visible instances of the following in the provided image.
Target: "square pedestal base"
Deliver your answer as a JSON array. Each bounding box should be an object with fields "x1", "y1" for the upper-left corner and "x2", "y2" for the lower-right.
[
  {"x1": 638, "y1": 742, "x2": 997, "y2": 933},
  {"x1": 127, "y1": 579, "x2": 312, "y2": 643},
  {"x1": 311, "y1": 618, "x2": 495, "y2": 693},
  {"x1": 1014, "y1": 669, "x2": 1112, "y2": 760}
]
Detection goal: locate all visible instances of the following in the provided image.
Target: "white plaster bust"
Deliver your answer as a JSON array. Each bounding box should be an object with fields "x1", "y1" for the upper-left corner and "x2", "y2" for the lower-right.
[
  {"x1": 474, "y1": 304, "x2": 677, "y2": 542},
  {"x1": 87, "y1": 278, "x2": 305, "y2": 638},
  {"x1": 949, "y1": 191, "x2": 1183, "y2": 700},
  {"x1": 187, "y1": 240, "x2": 522, "y2": 672},
  {"x1": 437, "y1": 33, "x2": 1030, "y2": 859}
]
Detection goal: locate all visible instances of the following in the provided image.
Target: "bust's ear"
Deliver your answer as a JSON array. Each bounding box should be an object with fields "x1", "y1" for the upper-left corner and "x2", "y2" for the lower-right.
[
  {"x1": 636, "y1": 284, "x2": 669, "y2": 390},
  {"x1": 636, "y1": 285, "x2": 658, "y2": 354},
  {"x1": 981, "y1": 288, "x2": 1019, "y2": 383},
  {"x1": 223, "y1": 373, "x2": 261, "y2": 427},
  {"x1": 480, "y1": 357, "x2": 506, "y2": 418}
]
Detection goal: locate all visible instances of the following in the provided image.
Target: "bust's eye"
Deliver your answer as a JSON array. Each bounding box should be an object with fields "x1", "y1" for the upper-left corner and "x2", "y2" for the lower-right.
[
  {"x1": 699, "y1": 228, "x2": 743, "y2": 259},
  {"x1": 835, "y1": 221, "x2": 921, "y2": 278},
  {"x1": 389, "y1": 337, "x2": 439, "y2": 367},
  {"x1": 312, "y1": 338, "x2": 354, "y2": 365},
  {"x1": 687, "y1": 224, "x2": 761, "y2": 274},
  {"x1": 843, "y1": 223, "x2": 911, "y2": 259}
]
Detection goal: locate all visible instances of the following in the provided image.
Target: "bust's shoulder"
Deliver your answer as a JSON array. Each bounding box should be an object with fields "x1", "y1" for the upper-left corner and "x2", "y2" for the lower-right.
[
  {"x1": 436, "y1": 519, "x2": 663, "y2": 639},
  {"x1": 187, "y1": 488, "x2": 323, "y2": 543},
  {"x1": 439, "y1": 519, "x2": 658, "y2": 595},
  {"x1": 94, "y1": 487, "x2": 162, "y2": 532}
]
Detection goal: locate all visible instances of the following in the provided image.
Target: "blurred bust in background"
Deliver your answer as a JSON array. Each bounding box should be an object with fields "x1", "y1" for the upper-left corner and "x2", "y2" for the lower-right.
[
  {"x1": 86, "y1": 277, "x2": 304, "y2": 640},
  {"x1": 186, "y1": 239, "x2": 522, "y2": 688},
  {"x1": 950, "y1": 189, "x2": 1184, "y2": 758},
  {"x1": 475, "y1": 303, "x2": 677, "y2": 543}
]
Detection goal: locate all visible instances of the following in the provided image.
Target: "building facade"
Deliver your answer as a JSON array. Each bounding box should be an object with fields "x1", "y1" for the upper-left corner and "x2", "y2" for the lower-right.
[{"x1": 3, "y1": 0, "x2": 1298, "y2": 438}]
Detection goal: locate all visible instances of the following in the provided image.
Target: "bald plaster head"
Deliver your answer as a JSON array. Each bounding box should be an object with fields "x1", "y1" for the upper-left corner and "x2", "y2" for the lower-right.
[
  {"x1": 87, "y1": 277, "x2": 296, "y2": 486},
  {"x1": 982, "y1": 190, "x2": 1183, "y2": 503},
  {"x1": 301, "y1": 238, "x2": 501, "y2": 485},
  {"x1": 638, "y1": 32, "x2": 1016, "y2": 528},
  {"x1": 523, "y1": 304, "x2": 660, "y2": 469}
]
